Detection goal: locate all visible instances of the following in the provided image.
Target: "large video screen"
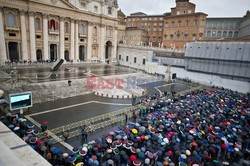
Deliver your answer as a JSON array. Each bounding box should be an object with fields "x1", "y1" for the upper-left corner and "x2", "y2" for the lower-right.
[{"x1": 9, "y1": 92, "x2": 32, "y2": 111}]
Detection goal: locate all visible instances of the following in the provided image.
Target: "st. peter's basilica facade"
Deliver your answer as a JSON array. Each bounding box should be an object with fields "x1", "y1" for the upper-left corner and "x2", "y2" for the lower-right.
[{"x1": 0, "y1": 0, "x2": 119, "y2": 64}]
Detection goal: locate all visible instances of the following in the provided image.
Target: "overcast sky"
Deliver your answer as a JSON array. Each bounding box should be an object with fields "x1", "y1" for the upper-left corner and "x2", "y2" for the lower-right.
[{"x1": 118, "y1": 0, "x2": 250, "y2": 17}]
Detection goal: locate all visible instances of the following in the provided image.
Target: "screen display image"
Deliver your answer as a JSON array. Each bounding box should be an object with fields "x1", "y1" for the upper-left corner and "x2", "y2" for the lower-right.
[{"x1": 9, "y1": 92, "x2": 32, "y2": 111}]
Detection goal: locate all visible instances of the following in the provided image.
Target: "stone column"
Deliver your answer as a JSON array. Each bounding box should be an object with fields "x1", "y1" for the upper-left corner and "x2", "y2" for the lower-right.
[
  {"x1": 59, "y1": 17, "x2": 65, "y2": 60},
  {"x1": 70, "y1": 19, "x2": 75, "y2": 61},
  {"x1": 100, "y1": 24, "x2": 106, "y2": 62},
  {"x1": 112, "y1": 27, "x2": 118, "y2": 62},
  {"x1": 43, "y1": 14, "x2": 49, "y2": 61},
  {"x1": 29, "y1": 12, "x2": 36, "y2": 61},
  {"x1": 74, "y1": 20, "x2": 79, "y2": 61},
  {"x1": 0, "y1": 7, "x2": 7, "y2": 63},
  {"x1": 20, "y1": 10, "x2": 28, "y2": 61},
  {"x1": 87, "y1": 22, "x2": 93, "y2": 61}
]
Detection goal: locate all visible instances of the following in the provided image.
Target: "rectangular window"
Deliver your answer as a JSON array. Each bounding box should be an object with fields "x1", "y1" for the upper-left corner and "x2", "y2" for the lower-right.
[
  {"x1": 178, "y1": 21, "x2": 181, "y2": 27},
  {"x1": 108, "y1": 7, "x2": 112, "y2": 15},
  {"x1": 80, "y1": 2, "x2": 86, "y2": 8},
  {"x1": 119, "y1": 54, "x2": 121, "y2": 60},
  {"x1": 94, "y1": 6, "x2": 98, "y2": 12},
  {"x1": 158, "y1": 37, "x2": 161, "y2": 42},
  {"x1": 194, "y1": 20, "x2": 198, "y2": 26},
  {"x1": 36, "y1": 35, "x2": 41, "y2": 39},
  {"x1": 165, "y1": 22, "x2": 168, "y2": 27},
  {"x1": 126, "y1": 56, "x2": 128, "y2": 62},
  {"x1": 9, "y1": 33, "x2": 16, "y2": 37},
  {"x1": 134, "y1": 57, "x2": 137, "y2": 63},
  {"x1": 143, "y1": 59, "x2": 146, "y2": 65},
  {"x1": 171, "y1": 22, "x2": 174, "y2": 27}
]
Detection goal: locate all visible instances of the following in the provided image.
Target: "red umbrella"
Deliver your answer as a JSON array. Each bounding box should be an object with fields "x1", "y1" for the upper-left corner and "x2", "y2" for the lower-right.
[{"x1": 130, "y1": 155, "x2": 137, "y2": 161}]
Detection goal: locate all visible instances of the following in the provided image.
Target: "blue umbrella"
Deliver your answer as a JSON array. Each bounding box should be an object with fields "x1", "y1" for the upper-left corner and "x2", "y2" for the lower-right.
[{"x1": 51, "y1": 147, "x2": 61, "y2": 155}]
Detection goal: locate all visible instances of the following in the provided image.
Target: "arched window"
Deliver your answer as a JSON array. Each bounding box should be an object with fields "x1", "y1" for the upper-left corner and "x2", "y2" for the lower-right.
[
  {"x1": 35, "y1": 18, "x2": 41, "y2": 30},
  {"x1": 49, "y1": 19, "x2": 56, "y2": 31},
  {"x1": 93, "y1": 26, "x2": 97, "y2": 36},
  {"x1": 228, "y1": 31, "x2": 233, "y2": 37},
  {"x1": 217, "y1": 31, "x2": 222, "y2": 37},
  {"x1": 64, "y1": 22, "x2": 69, "y2": 33},
  {"x1": 79, "y1": 24, "x2": 84, "y2": 34},
  {"x1": 7, "y1": 12, "x2": 15, "y2": 27},
  {"x1": 212, "y1": 31, "x2": 216, "y2": 37},
  {"x1": 207, "y1": 31, "x2": 211, "y2": 37},
  {"x1": 234, "y1": 31, "x2": 239, "y2": 37},
  {"x1": 223, "y1": 31, "x2": 227, "y2": 37}
]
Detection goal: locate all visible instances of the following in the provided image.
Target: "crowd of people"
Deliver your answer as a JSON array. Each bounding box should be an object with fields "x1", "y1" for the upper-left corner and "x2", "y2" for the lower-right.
[{"x1": 1, "y1": 87, "x2": 250, "y2": 166}]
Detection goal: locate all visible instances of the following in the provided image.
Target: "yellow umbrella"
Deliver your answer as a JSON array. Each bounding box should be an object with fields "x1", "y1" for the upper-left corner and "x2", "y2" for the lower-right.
[
  {"x1": 132, "y1": 129, "x2": 138, "y2": 134},
  {"x1": 76, "y1": 162, "x2": 84, "y2": 166}
]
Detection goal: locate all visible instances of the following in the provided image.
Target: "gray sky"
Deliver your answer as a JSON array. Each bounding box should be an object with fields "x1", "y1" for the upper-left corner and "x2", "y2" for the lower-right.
[{"x1": 118, "y1": 0, "x2": 250, "y2": 17}]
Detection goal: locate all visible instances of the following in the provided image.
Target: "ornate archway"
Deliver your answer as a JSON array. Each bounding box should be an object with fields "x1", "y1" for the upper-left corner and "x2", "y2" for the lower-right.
[{"x1": 105, "y1": 41, "x2": 112, "y2": 60}]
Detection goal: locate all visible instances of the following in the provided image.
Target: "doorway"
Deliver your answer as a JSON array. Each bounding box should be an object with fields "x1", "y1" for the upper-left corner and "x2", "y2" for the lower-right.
[
  {"x1": 105, "y1": 41, "x2": 112, "y2": 60},
  {"x1": 79, "y1": 46, "x2": 85, "y2": 61},
  {"x1": 8, "y1": 42, "x2": 19, "y2": 62},
  {"x1": 64, "y1": 50, "x2": 69, "y2": 61},
  {"x1": 50, "y1": 44, "x2": 57, "y2": 61},
  {"x1": 36, "y1": 50, "x2": 42, "y2": 62}
]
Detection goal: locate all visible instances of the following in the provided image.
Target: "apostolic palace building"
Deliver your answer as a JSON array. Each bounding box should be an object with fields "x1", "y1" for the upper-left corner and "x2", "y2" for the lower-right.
[{"x1": 0, "y1": 0, "x2": 119, "y2": 64}]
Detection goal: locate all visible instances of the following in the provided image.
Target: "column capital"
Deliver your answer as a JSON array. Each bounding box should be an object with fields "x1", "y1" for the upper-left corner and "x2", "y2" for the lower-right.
[
  {"x1": 60, "y1": 16, "x2": 65, "y2": 22},
  {"x1": 88, "y1": 22, "x2": 93, "y2": 26},
  {"x1": 43, "y1": 13, "x2": 48, "y2": 18},
  {"x1": 19, "y1": 10, "x2": 27, "y2": 15},
  {"x1": 28, "y1": 11, "x2": 35, "y2": 16},
  {"x1": 100, "y1": 24, "x2": 106, "y2": 28}
]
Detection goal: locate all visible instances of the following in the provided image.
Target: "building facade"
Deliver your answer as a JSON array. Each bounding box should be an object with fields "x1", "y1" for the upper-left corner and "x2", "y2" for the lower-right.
[
  {"x1": 204, "y1": 11, "x2": 250, "y2": 40},
  {"x1": 117, "y1": 9, "x2": 126, "y2": 45},
  {"x1": 124, "y1": 0, "x2": 207, "y2": 49},
  {"x1": 124, "y1": 27, "x2": 147, "y2": 46},
  {"x1": 163, "y1": 0, "x2": 207, "y2": 49},
  {"x1": 0, "y1": 0, "x2": 119, "y2": 64},
  {"x1": 205, "y1": 18, "x2": 242, "y2": 40},
  {"x1": 125, "y1": 12, "x2": 165, "y2": 47}
]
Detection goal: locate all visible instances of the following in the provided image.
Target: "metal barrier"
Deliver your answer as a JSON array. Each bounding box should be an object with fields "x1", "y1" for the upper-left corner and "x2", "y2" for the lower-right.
[{"x1": 37, "y1": 104, "x2": 147, "y2": 143}]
